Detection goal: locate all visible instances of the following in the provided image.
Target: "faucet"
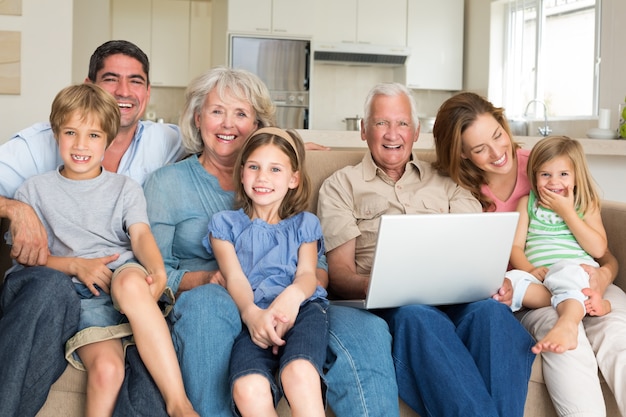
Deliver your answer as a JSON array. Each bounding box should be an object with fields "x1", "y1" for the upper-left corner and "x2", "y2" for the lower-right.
[{"x1": 524, "y1": 100, "x2": 552, "y2": 137}]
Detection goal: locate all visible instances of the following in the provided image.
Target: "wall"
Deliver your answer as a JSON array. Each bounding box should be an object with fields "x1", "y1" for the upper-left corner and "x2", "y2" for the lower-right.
[
  {"x1": 598, "y1": 0, "x2": 626, "y2": 129},
  {"x1": 71, "y1": 0, "x2": 110, "y2": 85},
  {"x1": 0, "y1": 0, "x2": 73, "y2": 143}
]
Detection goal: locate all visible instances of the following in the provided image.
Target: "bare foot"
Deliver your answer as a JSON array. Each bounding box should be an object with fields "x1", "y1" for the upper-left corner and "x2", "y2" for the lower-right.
[
  {"x1": 531, "y1": 320, "x2": 579, "y2": 354},
  {"x1": 582, "y1": 288, "x2": 612, "y2": 316}
]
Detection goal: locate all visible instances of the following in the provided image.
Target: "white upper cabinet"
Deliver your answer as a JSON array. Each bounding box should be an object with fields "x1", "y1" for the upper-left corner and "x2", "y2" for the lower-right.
[
  {"x1": 223, "y1": 0, "x2": 313, "y2": 36},
  {"x1": 314, "y1": 0, "x2": 407, "y2": 45},
  {"x1": 151, "y1": 0, "x2": 190, "y2": 87},
  {"x1": 313, "y1": 0, "x2": 358, "y2": 43},
  {"x1": 405, "y1": 0, "x2": 464, "y2": 90},
  {"x1": 357, "y1": 0, "x2": 407, "y2": 45},
  {"x1": 112, "y1": 0, "x2": 210, "y2": 87},
  {"x1": 226, "y1": 0, "x2": 272, "y2": 33}
]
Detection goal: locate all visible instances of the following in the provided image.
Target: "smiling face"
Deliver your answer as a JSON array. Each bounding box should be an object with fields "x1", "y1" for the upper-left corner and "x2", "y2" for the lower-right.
[
  {"x1": 535, "y1": 155, "x2": 576, "y2": 199},
  {"x1": 241, "y1": 143, "x2": 299, "y2": 221},
  {"x1": 90, "y1": 54, "x2": 150, "y2": 132},
  {"x1": 362, "y1": 93, "x2": 419, "y2": 181},
  {"x1": 195, "y1": 87, "x2": 259, "y2": 165},
  {"x1": 57, "y1": 111, "x2": 108, "y2": 180},
  {"x1": 461, "y1": 113, "x2": 515, "y2": 178}
]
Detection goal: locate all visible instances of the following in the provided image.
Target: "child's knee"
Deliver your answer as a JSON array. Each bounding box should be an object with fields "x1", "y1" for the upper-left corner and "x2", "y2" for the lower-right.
[
  {"x1": 87, "y1": 353, "x2": 125, "y2": 391},
  {"x1": 233, "y1": 373, "x2": 271, "y2": 403}
]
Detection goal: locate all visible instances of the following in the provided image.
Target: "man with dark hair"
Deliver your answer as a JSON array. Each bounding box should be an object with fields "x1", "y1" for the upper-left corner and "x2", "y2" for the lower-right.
[{"x1": 0, "y1": 40, "x2": 184, "y2": 417}]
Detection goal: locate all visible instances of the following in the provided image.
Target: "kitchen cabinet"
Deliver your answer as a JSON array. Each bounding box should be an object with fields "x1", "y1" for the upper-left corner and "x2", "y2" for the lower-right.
[
  {"x1": 112, "y1": 0, "x2": 210, "y2": 87},
  {"x1": 405, "y1": 0, "x2": 464, "y2": 90},
  {"x1": 314, "y1": 0, "x2": 407, "y2": 46},
  {"x1": 220, "y1": 0, "x2": 313, "y2": 36}
]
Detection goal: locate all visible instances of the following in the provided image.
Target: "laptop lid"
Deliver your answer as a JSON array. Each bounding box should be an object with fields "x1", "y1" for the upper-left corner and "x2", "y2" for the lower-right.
[{"x1": 333, "y1": 212, "x2": 519, "y2": 309}]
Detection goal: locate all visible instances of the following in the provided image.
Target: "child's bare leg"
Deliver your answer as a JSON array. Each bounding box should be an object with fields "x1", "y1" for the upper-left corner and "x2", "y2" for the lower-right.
[
  {"x1": 112, "y1": 269, "x2": 198, "y2": 417},
  {"x1": 523, "y1": 283, "x2": 552, "y2": 309},
  {"x1": 233, "y1": 374, "x2": 278, "y2": 417},
  {"x1": 78, "y1": 340, "x2": 125, "y2": 417},
  {"x1": 532, "y1": 299, "x2": 584, "y2": 354},
  {"x1": 281, "y1": 359, "x2": 325, "y2": 417},
  {"x1": 582, "y1": 287, "x2": 612, "y2": 316}
]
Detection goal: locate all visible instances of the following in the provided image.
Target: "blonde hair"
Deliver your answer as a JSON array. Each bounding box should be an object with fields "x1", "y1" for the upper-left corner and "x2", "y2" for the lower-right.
[
  {"x1": 49, "y1": 84, "x2": 120, "y2": 147},
  {"x1": 179, "y1": 67, "x2": 276, "y2": 154},
  {"x1": 433, "y1": 92, "x2": 521, "y2": 211},
  {"x1": 233, "y1": 127, "x2": 310, "y2": 220},
  {"x1": 527, "y1": 136, "x2": 600, "y2": 215}
]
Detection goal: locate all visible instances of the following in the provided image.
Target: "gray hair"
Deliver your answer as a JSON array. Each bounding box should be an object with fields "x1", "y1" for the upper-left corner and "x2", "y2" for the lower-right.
[
  {"x1": 363, "y1": 82, "x2": 420, "y2": 130},
  {"x1": 179, "y1": 67, "x2": 276, "y2": 154}
]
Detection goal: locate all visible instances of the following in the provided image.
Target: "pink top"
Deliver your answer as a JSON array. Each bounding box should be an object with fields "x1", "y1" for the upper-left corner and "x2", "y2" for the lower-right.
[{"x1": 481, "y1": 148, "x2": 531, "y2": 212}]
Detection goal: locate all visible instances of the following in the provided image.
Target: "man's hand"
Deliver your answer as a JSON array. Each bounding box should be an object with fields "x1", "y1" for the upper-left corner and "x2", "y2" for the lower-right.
[{"x1": 8, "y1": 200, "x2": 48, "y2": 266}]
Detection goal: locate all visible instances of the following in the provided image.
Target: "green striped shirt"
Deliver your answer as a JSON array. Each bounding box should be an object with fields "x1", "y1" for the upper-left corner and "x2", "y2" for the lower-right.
[{"x1": 525, "y1": 191, "x2": 593, "y2": 267}]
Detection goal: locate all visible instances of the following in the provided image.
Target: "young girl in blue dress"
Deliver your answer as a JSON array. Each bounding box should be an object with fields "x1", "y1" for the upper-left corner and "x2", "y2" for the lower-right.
[{"x1": 203, "y1": 127, "x2": 328, "y2": 417}]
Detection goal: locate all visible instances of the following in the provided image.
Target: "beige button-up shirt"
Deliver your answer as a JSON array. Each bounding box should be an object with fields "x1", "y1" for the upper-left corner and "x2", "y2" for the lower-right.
[{"x1": 318, "y1": 152, "x2": 481, "y2": 277}]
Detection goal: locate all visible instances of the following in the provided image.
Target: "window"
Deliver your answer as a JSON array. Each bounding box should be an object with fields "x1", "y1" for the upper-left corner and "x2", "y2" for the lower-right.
[{"x1": 490, "y1": 0, "x2": 599, "y2": 118}]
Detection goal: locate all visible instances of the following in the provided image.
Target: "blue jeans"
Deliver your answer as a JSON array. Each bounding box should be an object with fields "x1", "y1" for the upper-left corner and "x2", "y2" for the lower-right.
[
  {"x1": 170, "y1": 285, "x2": 399, "y2": 417},
  {"x1": 325, "y1": 305, "x2": 399, "y2": 417},
  {"x1": 379, "y1": 299, "x2": 535, "y2": 417},
  {"x1": 0, "y1": 266, "x2": 169, "y2": 417},
  {"x1": 230, "y1": 300, "x2": 329, "y2": 413},
  {"x1": 0, "y1": 266, "x2": 80, "y2": 417},
  {"x1": 169, "y1": 283, "x2": 242, "y2": 416}
]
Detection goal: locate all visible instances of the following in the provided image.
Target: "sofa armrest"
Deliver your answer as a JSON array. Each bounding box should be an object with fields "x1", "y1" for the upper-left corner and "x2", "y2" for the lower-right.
[{"x1": 601, "y1": 200, "x2": 626, "y2": 291}]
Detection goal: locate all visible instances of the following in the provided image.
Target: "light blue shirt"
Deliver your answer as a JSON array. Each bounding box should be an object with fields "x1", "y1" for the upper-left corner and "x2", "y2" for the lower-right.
[
  {"x1": 205, "y1": 209, "x2": 327, "y2": 309},
  {"x1": 0, "y1": 120, "x2": 184, "y2": 198}
]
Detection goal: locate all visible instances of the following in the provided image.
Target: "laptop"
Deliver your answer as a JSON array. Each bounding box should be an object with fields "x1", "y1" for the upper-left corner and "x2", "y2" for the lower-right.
[{"x1": 332, "y1": 212, "x2": 520, "y2": 309}]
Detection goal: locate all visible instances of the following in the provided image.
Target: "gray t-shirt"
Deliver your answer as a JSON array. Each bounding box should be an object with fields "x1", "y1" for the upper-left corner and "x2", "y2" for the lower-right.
[{"x1": 14, "y1": 166, "x2": 149, "y2": 270}]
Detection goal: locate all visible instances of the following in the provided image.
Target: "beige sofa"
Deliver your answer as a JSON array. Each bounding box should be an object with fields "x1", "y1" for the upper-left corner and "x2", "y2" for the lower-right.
[{"x1": 1, "y1": 148, "x2": 623, "y2": 417}]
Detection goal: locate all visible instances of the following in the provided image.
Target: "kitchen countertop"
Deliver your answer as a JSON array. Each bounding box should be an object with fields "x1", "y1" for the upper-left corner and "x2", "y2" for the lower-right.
[{"x1": 296, "y1": 130, "x2": 626, "y2": 156}]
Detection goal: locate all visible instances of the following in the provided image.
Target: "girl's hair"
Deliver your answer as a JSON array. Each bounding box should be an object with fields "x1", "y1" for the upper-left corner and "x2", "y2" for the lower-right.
[
  {"x1": 527, "y1": 136, "x2": 600, "y2": 215},
  {"x1": 233, "y1": 127, "x2": 311, "y2": 220},
  {"x1": 179, "y1": 67, "x2": 276, "y2": 154},
  {"x1": 49, "y1": 83, "x2": 120, "y2": 147},
  {"x1": 432, "y1": 92, "x2": 521, "y2": 211}
]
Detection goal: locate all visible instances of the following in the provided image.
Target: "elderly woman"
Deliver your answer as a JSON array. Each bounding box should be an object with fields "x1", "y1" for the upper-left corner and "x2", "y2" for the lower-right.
[{"x1": 143, "y1": 67, "x2": 399, "y2": 416}]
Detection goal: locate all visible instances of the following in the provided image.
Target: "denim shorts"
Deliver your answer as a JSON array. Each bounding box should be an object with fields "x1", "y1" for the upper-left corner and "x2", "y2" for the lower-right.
[
  {"x1": 65, "y1": 262, "x2": 149, "y2": 371},
  {"x1": 229, "y1": 299, "x2": 329, "y2": 414}
]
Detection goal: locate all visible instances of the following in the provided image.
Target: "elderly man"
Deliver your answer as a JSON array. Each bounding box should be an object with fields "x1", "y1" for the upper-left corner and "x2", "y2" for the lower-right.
[{"x1": 318, "y1": 82, "x2": 535, "y2": 417}]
